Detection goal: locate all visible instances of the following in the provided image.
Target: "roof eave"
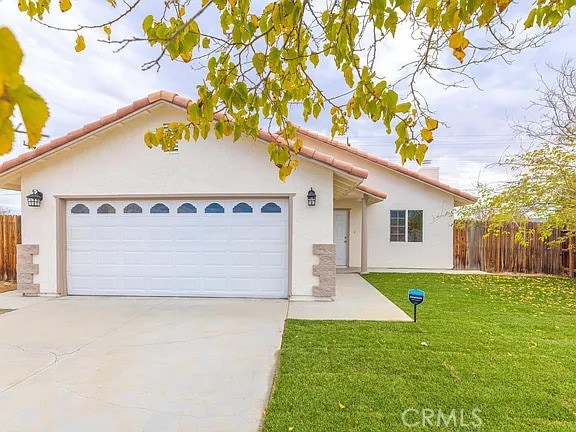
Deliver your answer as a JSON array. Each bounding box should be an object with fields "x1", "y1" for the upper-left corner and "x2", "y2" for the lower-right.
[
  {"x1": 295, "y1": 127, "x2": 478, "y2": 204},
  {"x1": 0, "y1": 100, "x2": 168, "y2": 184}
]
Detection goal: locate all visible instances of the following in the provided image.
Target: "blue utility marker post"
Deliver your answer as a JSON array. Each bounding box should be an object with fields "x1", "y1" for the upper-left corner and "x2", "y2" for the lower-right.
[{"x1": 408, "y1": 289, "x2": 425, "y2": 323}]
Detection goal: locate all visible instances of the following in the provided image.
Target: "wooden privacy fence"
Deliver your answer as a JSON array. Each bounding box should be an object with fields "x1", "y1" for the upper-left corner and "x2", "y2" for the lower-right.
[
  {"x1": 0, "y1": 215, "x2": 21, "y2": 281},
  {"x1": 453, "y1": 221, "x2": 572, "y2": 276}
]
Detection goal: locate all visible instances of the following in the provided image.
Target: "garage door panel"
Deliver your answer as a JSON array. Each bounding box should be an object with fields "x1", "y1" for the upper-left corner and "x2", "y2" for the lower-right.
[
  {"x1": 97, "y1": 251, "x2": 120, "y2": 265},
  {"x1": 69, "y1": 226, "x2": 92, "y2": 242},
  {"x1": 230, "y1": 252, "x2": 257, "y2": 266},
  {"x1": 258, "y1": 226, "x2": 286, "y2": 241},
  {"x1": 69, "y1": 251, "x2": 92, "y2": 265},
  {"x1": 69, "y1": 276, "x2": 97, "y2": 291},
  {"x1": 67, "y1": 198, "x2": 288, "y2": 298},
  {"x1": 149, "y1": 251, "x2": 172, "y2": 265},
  {"x1": 122, "y1": 251, "x2": 147, "y2": 265},
  {"x1": 149, "y1": 227, "x2": 172, "y2": 240},
  {"x1": 260, "y1": 252, "x2": 285, "y2": 267},
  {"x1": 122, "y1": 227, "x2": 147, "y2": 241},
  {"x1": 121, "y1": 277, "x2": 148, "y2": 291},
  {"x1": 202, "y1": 277, "x2": 229, "y2": 293},
  {"x1": 97, "y1": 277, "x2": 120, "y2": 290},
  {"x1": 175, "y1": 227, "x2": 202, "y2": 239},
  {"x1": 176, "y1": 277, "x2": 199, "y2": 292},
  {"x1": 173, "y1": 252, "x2": 201, "y2": 265}
]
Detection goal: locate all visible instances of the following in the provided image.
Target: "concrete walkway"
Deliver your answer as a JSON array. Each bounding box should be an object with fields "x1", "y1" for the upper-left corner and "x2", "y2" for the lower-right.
[
  {"x1": 288, "y1": 273, "x2": 412, "y2": 321},
  {"x1": 0, "y1": 290, "x2": 53, "y2": 310},
  {"x1": 0, "y1": 295, "x2": 287, "y2": 432},
  {"x1": 339, "y1": 267, "x2": 488, "y2": 275}
]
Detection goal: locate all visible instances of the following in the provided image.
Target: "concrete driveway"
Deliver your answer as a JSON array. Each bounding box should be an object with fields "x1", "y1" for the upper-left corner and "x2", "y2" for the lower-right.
[{"x1": 0, "y1": 295, "x2": 287, "y2": 432}]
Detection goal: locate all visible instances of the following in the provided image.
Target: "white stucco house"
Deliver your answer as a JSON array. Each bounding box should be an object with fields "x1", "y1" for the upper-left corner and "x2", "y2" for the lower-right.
[{"x1": 0, "y1": 91, "x2": 475, "y2": 300}]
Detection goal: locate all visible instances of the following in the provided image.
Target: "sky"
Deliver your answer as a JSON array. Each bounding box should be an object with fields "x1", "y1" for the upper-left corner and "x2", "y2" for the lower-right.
[{"x1": 0, "y1": 1, "x2": 574, "y2": 213}]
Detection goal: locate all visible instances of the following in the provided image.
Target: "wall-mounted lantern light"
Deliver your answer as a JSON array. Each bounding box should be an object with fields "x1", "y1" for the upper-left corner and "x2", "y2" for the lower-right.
[
  {"x1": 307, "y1": 188, "x2": 317, "y2": 207},
  {"x1": 26, "y1": 189, "x2": 43, "y2": 207}
]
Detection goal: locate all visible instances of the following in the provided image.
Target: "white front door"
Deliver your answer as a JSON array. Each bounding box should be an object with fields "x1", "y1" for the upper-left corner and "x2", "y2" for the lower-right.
[
  {"x1": 333, "y1": 209, "x2": 349, "y2": 266},
  {"x1": 66, "y1": 198, "x2": 289, "y2": 298}
]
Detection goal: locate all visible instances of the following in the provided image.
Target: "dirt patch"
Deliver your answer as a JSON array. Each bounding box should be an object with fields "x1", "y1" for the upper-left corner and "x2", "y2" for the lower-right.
[{"x1": 0, "y1": 281, "x2": 16, "y2": 293}]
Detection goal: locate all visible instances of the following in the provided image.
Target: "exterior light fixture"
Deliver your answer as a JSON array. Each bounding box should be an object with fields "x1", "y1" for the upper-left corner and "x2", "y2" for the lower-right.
[
  {"x1": 26, "y1": 189, "x2": 43, "y2": 207},
  {"x1": 307, "y1": 188, "x2": 317, "y2": 207}
]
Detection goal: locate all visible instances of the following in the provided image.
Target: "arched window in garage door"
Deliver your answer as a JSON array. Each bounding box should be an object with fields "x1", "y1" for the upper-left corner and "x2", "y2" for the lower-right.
[
  {"x1": 124, "y1": 203, "x2": 143, "y2": 214},
  {"x1": 233, "y1": 202, "x2": 253, "y2": 213},
  {"x1": 177, "y1": 203, "x2": 197, "y2": 213},
  {"x1": 205, "y1": 203, "x2": 225, "y2": 213},
  {"x1": 97, "y1": 203, "x2": 116, "y2": 214},
  {"x1": 71, "y1": 204, "x2": 90, "y2": 214},
  {"x1": 150, "y1": 203, "x2": 170, "y2": 214},
  {"x1": 261, "y1": 202, "x2": 281, "y2": 213}
]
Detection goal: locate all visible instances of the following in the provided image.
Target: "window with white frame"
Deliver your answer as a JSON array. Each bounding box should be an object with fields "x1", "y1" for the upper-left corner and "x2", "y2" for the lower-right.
[{"x1": 390, "y1": 210, "x2": 423, "y2": 242}]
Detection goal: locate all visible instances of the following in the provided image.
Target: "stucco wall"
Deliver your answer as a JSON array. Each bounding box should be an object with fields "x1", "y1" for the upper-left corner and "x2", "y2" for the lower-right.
[
  {"x1": 310, "y1": 136, "x2": 455, "y2": 269},
  {"x1": 20, "y1": 103, "x2": 333, "y2": 296}
]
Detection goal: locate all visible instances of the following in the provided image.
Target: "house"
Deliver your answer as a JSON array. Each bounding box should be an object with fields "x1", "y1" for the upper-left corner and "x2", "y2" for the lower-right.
[{"x1": 0, "y1": 91, "x2": 476, "y2": 300}]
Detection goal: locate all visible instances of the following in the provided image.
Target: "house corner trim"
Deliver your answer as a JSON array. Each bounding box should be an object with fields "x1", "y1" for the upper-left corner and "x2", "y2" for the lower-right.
[
  {"x1": 312, "y1": 243, "x2": 336, "y2": 298},
  {"x1": 17, "y1": 244, "x2": 40, "y2": 295}
]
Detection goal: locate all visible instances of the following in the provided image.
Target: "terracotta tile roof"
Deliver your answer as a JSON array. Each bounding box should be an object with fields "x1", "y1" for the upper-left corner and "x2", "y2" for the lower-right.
[
  {"x1": 356, "y1": 183, "x2": 387, "y2": 200},
  {"x1": 295, "y1": 127, "x2": 477, "y2": 204},
  {"x1": 0, "y1": 90, "x2": 368, "y2": 180}
]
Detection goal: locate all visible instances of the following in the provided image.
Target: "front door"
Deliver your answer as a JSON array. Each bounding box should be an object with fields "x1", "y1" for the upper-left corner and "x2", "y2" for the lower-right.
[{"x1": 333, "y1": 209, "x2": 349, "y2": 266}]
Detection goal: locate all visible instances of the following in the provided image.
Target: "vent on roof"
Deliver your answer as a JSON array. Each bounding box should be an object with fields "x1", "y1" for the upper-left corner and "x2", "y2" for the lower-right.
[{"x1": 418, "y1": 160, "x2": 439, "y2": 181}]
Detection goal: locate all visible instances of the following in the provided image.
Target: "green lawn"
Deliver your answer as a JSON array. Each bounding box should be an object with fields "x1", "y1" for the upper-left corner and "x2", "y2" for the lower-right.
[{"x1": 262, "y1": 273, "x2": 576, "y2": 431}]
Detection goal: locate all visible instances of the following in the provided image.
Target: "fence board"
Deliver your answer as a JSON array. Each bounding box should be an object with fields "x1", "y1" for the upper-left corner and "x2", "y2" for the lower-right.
[
  {"x1": 454, "y1": 221, "x2": 569, "y2": 276},
  {"x1": 0, "y1": 215, "x2": 21, "y2": 281}
]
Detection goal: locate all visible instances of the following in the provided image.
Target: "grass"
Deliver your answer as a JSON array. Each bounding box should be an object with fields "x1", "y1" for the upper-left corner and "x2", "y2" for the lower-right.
[{"x1": 262, "y1": 273, "x2": 576, "y2": 431}]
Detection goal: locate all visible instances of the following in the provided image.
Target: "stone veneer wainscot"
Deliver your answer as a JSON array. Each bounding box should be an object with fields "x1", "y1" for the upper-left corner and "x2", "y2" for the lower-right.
[
  {"x1": 312, "y1": 243, "x2": 336, "y2": 298},
  {"x1": 17, "y1": 244, "x2": 40, "y2": 295}
]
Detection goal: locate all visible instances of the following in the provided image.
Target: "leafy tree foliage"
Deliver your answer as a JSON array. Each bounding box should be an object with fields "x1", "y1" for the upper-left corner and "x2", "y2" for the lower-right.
[
  {"x1": 460, "y1": 60, "x2": 576, "y2": 245},
  {"x1": 0, "y1": 27, "x2": 49, "y2": 153},
  {"x1": 5, "y1": 1, "x2": 576, "y2": 179}
]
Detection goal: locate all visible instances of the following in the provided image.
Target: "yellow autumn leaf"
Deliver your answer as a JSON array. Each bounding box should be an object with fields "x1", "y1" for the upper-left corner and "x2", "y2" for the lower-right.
[
  {"x1": 0, "y1": 118, "x2": 15, "y2": 154},
  {"x1": 448, "y1": 31, "x2": 468, "y2": 51},
  {"x1": 60, "y1": 0, "x2": 72, "y2": 12},
  {"x1": 13, "y1": 84, "x2": 49, "y2": 148},
  {"x1": 448, "y1": 31, "x2": 469, "y2": 63},
  {"x1": 293, "y1": 138, "x2": 303, "y2": 154},
  {"x1": 338, "y1": 401, "x2": 346, "y2": 409},
  {"x1": 75, "y1": 34, "x2": 86, "y2": 52},
  {"x1": 103, "y1": 25, "x2": 111, "y2": 40},
  {"x1": 278, "y1": 164, "x2": 292, "y2": 182},
  {"x1": 452, "y1": 9, "x2": 461, "y2": 30},
  {"x1": 181, "y1": 52, "x2": 192, "y2": 63},
  {"x1": 421, "y1": 128, "x2": 433, "y2": 143},
  {"x1": 497, "y1": 0, "x2": 512, "y2": 12},
  {"x1": 0, "y1": 27, "x2": 23, "y2": 81},
  {"x1": 0, "y1": 101, "x2": 11, "y2": 121},
  {"x1": 425, "y1": 117, "x2": 439, "y2": 131}
]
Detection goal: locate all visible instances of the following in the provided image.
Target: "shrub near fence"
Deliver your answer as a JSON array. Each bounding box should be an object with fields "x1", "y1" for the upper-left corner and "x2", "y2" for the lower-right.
[
  {"x1": 453, "y1": 221, "x2": 570, "y2": 276},
  {"x1": 0, "y1": 215, "x2": 21, "y2": 281}
]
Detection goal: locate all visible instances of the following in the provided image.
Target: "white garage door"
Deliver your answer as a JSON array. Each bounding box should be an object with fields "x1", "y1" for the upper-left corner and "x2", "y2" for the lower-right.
[{"x1": 66, "y1": 198, "x2": 289, "y2": 298}]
